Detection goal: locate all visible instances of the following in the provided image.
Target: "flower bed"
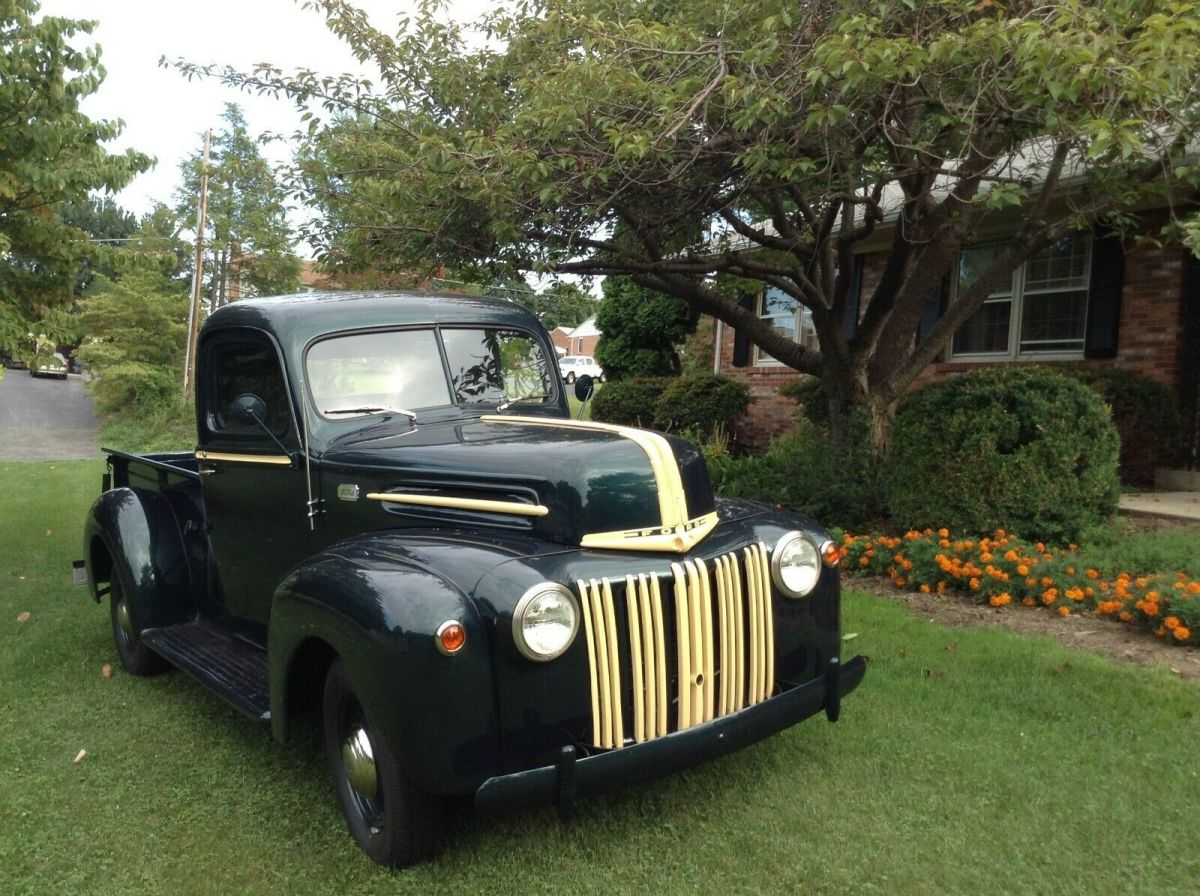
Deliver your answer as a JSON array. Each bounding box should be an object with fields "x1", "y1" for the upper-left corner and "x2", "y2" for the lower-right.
[{"x1": 839, "y1": 528, "x2": 1197, "y2": 645}]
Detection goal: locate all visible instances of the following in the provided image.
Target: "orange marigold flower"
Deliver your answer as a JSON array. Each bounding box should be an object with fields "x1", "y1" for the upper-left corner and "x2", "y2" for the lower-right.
[
  {"x1": 1119, "y1": 610, "x2": 1133, "y2": 623},
  {"x1": 1165, "y1": 616, "x2": 1180, "y2": 630},
  {"x1": 1154, "y1": 626, "x2": 1166, "y2": 638},
  {"x1": 902, "y1": 559, "x2": 913, "y2": 571},
  {"x1": 1036, "y1": 543, "x2": 1046, "y2": 553},
  {"x1": 1097, "y1": 600, "x2": 1123, "y2": 615},
  {"x1": 1068, "y1": 543, "x2": 1078, "y2": 551},
  {"x1": 939, "y1": 538, "x2": 951, "y2": 549},
  {"x1": 989, "y1": 593, "x2": 1012, "y2": 607},
  {"x1": 1042, "y1": 589, "x2": 1058, "y2": 605},
  {"x1": 1004, "y1": 549, "x2": 1019, "y2": 562},
  {"x1": 969, "y1": 577, "x2": 981, "y2": 590},
  {"x1": 1174, "y1": 626, "x2": 1191, "y2": 642},
  {"x1": 1066, "y1": 566, "x2": 1076, "y2": 576},
  {"x1": 1188, "y1": 582, "x2": 1200, "y2": 595},
  {"x1": 936, "y1": 582, "x2": 947, "y2": 594},
  {"x1": 937, "y1": 528, "x2": 949, "y2": 538},
  {"x1": 1023, "y1": 597, "x2": 1037, "y2": 607},
  {"x1": 1086, "y1": 568, "x2": 1099, "y2": 580},
  {"x1": 858, "y1": 556, "x2": 871, "y2": 567},
  {"x1": 980, "y1": 551, "x2": 993, "y2": 563},
  {"x1": 1041, "y1": 577, "x2": 1055, "y2": 588},
  {"x1": 1026, "y1": 577, "x2": 1038, "y2": 588},
  {"x1": 1057, "y1": 606, "x2": 1070, "y2": 617},
  {"x1": 1017, "y1": 564, "x2": 1030, "y2": 576},
  {"x1": 1065, "y1": 587, "x2": 1085, "y2": 602}
]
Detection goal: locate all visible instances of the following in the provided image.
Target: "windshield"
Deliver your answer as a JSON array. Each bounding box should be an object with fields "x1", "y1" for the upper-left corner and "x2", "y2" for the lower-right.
[{"x1": 306, "y1": 327, "x2": 554, "y2": 419}]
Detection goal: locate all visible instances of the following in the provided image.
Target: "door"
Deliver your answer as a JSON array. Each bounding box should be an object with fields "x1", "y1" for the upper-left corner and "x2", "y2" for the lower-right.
[{"x1": 197, "y1": 329, "x2": 312, "y2": 629}]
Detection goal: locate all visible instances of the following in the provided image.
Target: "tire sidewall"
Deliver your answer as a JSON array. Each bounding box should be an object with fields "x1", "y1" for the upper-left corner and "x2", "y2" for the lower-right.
[{"x1": 323, "y1": 660, "x2": 424, "y2": 866}]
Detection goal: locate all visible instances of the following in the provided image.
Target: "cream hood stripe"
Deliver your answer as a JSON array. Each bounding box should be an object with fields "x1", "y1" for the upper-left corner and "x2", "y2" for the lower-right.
[{"x1": 480, "y1": 415, "x2": 689, "y2": 528}]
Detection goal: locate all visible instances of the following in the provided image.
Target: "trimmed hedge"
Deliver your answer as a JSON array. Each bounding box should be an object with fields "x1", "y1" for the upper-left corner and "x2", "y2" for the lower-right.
[
  {"x1": 592, "y1": 373, "x2": 751, "y2": 440},
  {"x1": 886, "y1": 366, "x2": 1120, "y2": 543},
  {"x1": 590, "y1": 376, "x2": 672, "y2": 428},
  {"x1": 1064, "y1": 367, "x2": 1186, "y2": 486},
  {"x1": 709, "y1": 416, "x2": 887, "y2": 531},
  {"x1": 651, "y1": 374, "x2": 751, "y2": 437}
]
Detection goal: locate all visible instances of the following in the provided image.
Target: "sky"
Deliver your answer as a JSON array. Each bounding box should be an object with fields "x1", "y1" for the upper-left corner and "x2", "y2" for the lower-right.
[{"x1": 37, "y1": 0, "x2": 486, "y2": 226}]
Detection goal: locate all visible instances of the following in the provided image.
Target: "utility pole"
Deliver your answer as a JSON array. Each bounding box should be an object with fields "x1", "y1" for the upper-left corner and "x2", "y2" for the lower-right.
[{"x1": 183, "y1": 129, "x2": 211, "y2": 397}]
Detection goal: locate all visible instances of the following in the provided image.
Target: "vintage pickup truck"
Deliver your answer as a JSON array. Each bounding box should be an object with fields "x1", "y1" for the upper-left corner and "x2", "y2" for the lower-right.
[{"x1": 82, "y1": 291, "x2": 864, "y2": 867}]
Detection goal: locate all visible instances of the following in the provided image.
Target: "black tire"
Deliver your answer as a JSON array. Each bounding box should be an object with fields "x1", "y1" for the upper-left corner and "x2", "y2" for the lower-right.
[
  {"x1": 109, "y1": 570, "x2": 168, "y2": 676},
  {"x1": 323, "y1": 659, "x2": 442, "y2": 867},
  {"x1": 565, "y1": 372, "x2": 576, "y2": 384}
]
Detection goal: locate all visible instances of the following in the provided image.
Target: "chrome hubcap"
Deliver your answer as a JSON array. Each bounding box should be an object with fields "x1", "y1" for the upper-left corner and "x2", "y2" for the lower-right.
[
  {"x1": 117, "y1": 597, "x2": 135, "y2": 636},
  {"x1": 342, "y1": 726, "x2": 377, "y2": 799}
]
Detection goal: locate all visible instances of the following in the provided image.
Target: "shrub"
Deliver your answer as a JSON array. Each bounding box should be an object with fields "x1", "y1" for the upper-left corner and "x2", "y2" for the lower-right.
[
  {"x1": 709, "y1": 416, "x2": 887, "y2": 531},
  {"x1": 590, "y1": 376, "x2": 673, "y2": 427},
  {"x1": 651, "y1": 373, "x2": 751, "y2": 440},
  {"x1": 1063, "y1": 367, "x2": 1186, "y2": 486},
  {"x1": 886, "y1": 366, "x2": 1120, "y2": 544},
  {"x1": 778, "y1": 377, "x2": 830, "y2": 427}
]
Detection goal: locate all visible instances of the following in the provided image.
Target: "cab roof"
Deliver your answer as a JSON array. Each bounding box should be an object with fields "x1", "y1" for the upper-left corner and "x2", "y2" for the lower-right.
[{"x1": 200, "y1": 291, "x2": 548, "y2": 354}]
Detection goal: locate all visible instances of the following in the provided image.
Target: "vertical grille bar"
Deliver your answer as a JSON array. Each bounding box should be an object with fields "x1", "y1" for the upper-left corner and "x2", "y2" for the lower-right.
[
  {"x1": 600, "y1": 579, "x2": 624, "y2": 748},
  {"x1": 649, "y1": 575, "x2": 668, "y2": 737},
  {"x1": 579, "y1": 543, "x2": 779, "y2": 749},
  {"x1": 623, "y1": 575, "x2": 647, "y2": 743},
  {"x1": 577, "y1": 580, "x2": 602, "y2": 748},
  {"x1": 670, "y1": 562, "x2": 693, "y2": 731}
]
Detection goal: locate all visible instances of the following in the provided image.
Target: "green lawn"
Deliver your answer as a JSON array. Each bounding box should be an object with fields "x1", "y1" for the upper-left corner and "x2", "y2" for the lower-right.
[{"x1": 2, "y1": 460, "x2": 1198, "y2": 894}]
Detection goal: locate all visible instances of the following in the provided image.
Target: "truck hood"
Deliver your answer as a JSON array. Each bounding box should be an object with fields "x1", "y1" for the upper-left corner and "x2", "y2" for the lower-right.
[{"x1": 319, "y1": 414, "x2": 719, "y2": 552}]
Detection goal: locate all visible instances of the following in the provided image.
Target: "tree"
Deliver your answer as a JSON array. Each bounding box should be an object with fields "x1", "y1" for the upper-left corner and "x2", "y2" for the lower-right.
[
  {"x1": 176, "y1": 104, "x2": 300, "y2": 306},
  {"x1": 0, "y1": 0, "x2": 150, "y2": 359},
  {"x1": 75, "y1": 268, "x2": 188, "y2": 412},
  {"x1": 595, "y1": 276, "x2": 697, "y2": 379},
  {"x1": 187, "y1": 0, "x2": 1200, "y2": 450},
  {"x1": 57, "y1": 196, "x2": 139, "y2": 297},
  {"x1": 531, "y1": 281, "x2": 596, "y2": 330}
]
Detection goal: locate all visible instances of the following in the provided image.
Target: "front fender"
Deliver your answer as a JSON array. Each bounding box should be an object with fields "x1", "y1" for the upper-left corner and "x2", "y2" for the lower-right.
[
  {"x1": 82, "y1": 487, "x2": 194, "y2": 627},
  {"x1": 270, "y1": 546, "x2": 502, "y2": 794}
]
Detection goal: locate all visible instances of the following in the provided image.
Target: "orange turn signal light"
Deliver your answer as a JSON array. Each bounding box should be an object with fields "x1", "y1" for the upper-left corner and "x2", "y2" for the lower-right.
[
  {"x1": 821, "y1": 540, "x2": 841, "y2": 568},
  {"x1": 436, "y1": 620, "x2": 467, "y2": 655}
]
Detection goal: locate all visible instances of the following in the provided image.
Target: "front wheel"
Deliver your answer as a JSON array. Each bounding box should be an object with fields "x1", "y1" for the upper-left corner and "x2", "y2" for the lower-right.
[
  {"x1": 323, "y1": 660, "x2": 442, "y2": 867},
  {"x1": 109, "y1": 571, "x2": 167, "y2": 676}
]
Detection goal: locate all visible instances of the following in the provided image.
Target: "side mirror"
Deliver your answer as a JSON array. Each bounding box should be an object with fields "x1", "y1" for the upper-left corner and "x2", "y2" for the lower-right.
[
  {"x1": 230, "y1": 393, "x2": 268, "y2": 426},
  {"x1": 574, "y1": 374, "x2": 595, "y2": 403}
]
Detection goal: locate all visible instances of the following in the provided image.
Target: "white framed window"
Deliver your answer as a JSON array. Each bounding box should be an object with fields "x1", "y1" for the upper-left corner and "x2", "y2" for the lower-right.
[
  {"x1": 951, "y1": 233, "x2": 1092, "y2": 360},
  {"x1": 754, "y1": 287, "x2": 818, "y2": 365}
]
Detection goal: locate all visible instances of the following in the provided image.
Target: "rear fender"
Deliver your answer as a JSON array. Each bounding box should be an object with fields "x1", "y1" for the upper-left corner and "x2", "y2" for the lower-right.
[
  {"x1": 269, "y1": 548, "x2": 502, "y2": 795},
  {"x1": 82, "y1": 487, "x2": 195, "y2": 628}
]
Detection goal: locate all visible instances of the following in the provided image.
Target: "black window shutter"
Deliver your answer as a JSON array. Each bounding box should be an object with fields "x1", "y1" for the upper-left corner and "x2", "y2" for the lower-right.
[
  {"x1": 1084, "y1": 228, "x2": 1125, "y2": 359},
  {"x1": 731, "y1": 292, "x2": 757, "y2": 368},
  {"x1": 915, "y1": 276, "x2": 947, "y2": 346},
  {"x1": 842, "y1": 256, "x2": 864, "y2": 339}
]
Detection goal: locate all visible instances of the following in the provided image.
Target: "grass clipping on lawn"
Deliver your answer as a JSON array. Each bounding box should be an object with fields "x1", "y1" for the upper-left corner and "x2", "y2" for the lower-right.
[{"x1": 1, "y1": 460, "x2": 1198, "y2": 894}]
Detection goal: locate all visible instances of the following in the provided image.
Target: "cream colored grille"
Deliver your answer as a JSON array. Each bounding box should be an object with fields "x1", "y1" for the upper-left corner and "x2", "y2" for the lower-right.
[{"x1": 576, "y1": 542, "x2": 775, "y2": 749}]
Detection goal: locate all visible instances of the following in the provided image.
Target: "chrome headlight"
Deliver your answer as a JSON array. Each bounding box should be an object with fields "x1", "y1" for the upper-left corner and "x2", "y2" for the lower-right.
[
  {"x1": 771, "y1": 532, "x2": 822, "y2": 598},
  {"x1": 512, "y1": 583, "x2": 579, "y2": 661}
]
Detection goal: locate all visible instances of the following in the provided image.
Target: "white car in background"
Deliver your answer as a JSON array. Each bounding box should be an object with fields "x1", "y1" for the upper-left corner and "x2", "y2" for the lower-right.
[{"x1": 558, "y1": 355, "x2": 603, "y2": 383}]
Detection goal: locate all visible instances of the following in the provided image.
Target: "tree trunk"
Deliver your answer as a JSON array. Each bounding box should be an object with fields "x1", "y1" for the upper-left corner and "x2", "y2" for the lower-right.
[{"x1": 825, "y1": 367, "x2": 896, "y2": 461}]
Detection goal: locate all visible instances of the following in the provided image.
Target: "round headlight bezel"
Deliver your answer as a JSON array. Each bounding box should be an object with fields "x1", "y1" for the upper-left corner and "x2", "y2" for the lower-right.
[
  {"x1": 771, "y1": 531, "x2": 822, "y2": 598},
  {"x1": 512, "y1": 583, "x2": 580, "y2": 662}
]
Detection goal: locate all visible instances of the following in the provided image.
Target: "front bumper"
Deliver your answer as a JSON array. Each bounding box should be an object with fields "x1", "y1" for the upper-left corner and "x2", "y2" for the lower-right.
[{"x1": 475, "y1": 654, "x2": 866, "y2": 816}]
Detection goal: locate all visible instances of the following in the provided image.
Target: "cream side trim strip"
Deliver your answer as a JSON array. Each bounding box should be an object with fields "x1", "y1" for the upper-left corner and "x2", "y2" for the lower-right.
[
  {"x1": 195, "y1": 450, "x2": 293, "y2": 466},
  {"x1": 365, "y1": 492, "x2": 549, "y2": 517}
]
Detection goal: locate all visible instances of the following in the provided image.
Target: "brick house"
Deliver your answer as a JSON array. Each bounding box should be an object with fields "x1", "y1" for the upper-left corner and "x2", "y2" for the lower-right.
[
  {"x1": 713, "y1": 213, "x2": 1200, "y2": 459},
  {"x1": 566, "y1": 315, "x2": 601, "y2": 356}
]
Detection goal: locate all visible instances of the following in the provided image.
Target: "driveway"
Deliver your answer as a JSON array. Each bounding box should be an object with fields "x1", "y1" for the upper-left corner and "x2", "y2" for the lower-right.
[{"x1": 0, "y1": 370, "x2": 103, "y2": 460}]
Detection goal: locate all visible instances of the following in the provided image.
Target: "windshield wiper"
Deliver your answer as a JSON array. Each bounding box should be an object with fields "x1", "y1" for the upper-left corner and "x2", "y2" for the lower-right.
[
  {"x1": 496, "y1": 393, "x2": 553, "y2": 412},
  {"x1": 325, "y1": 406, "x2": 417, "y2": 422}
]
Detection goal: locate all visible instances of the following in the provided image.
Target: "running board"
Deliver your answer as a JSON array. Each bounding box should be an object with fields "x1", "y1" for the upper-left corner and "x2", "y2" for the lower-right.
[{"x1": 141, "y1": 622, "x2": 271, "y2": 722}]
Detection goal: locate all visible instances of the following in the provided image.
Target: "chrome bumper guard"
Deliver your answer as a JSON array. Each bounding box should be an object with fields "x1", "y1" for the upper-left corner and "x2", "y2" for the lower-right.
[{"x1": 475, "y1": 654, "x2": 866, "y2": 818}]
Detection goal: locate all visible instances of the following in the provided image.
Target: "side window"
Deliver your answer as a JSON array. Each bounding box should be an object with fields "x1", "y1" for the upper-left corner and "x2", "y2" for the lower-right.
[{"x1": 203, "y1": 333, "x2": 295, "y2": 442}]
